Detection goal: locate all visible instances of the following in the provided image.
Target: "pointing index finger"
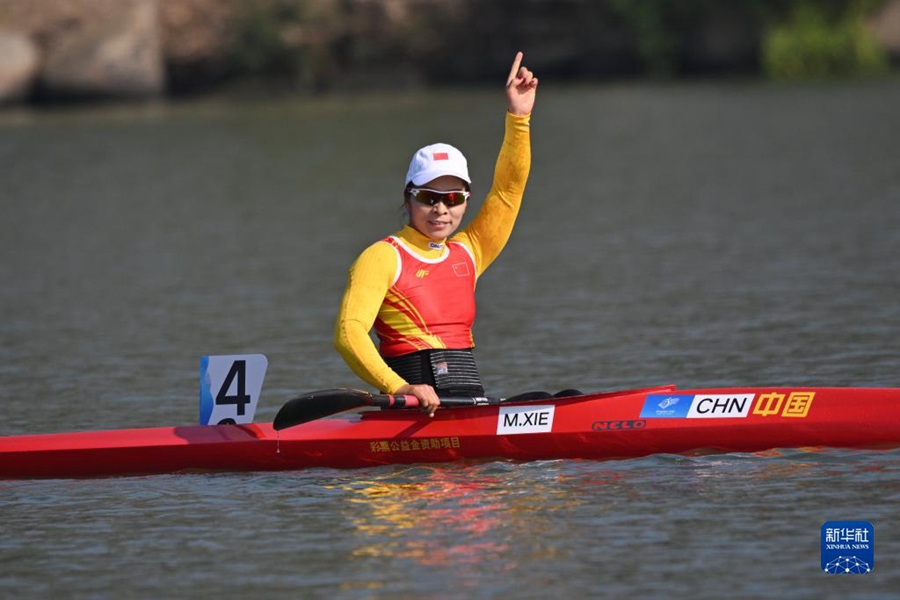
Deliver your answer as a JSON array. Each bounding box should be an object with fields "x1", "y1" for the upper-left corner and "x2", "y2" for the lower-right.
[{"x1": 507, "y1": 52, "x2": 524, "y2": 85}]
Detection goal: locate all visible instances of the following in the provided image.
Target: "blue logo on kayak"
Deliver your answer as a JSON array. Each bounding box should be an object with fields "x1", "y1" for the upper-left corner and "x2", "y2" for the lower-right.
[
  {"x1": 822, "y1": 521, "x2": 874, "y2": 574},
  {"x1": 658, "y1": 397, "x2": 679, "y2": 409},
  {"x1": 641, "y1": 394, "x2": 693, "y2": 418}
]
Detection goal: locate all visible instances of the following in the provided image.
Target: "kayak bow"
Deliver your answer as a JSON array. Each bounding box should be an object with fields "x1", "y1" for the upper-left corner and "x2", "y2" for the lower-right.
[{"x1": 1, "y1": 385, "x2": 898, "y2": 479}]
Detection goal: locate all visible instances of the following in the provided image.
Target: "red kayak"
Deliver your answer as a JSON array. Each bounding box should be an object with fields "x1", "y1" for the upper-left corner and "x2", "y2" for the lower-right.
[{"x1": 2, "y1": 385, "x2": 898, "y2": 479}]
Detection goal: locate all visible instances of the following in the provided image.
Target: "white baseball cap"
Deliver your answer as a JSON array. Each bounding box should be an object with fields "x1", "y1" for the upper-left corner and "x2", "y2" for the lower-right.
[{"x1": 405, "y1": 143, "x2": 471, "y2": 187}]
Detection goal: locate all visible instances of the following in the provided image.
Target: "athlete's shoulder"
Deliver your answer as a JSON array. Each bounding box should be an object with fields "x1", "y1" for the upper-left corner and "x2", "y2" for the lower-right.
[
  {"x1": 356, "y1": 238, "x2": 399, "y2": 260},
  {"x1": 449, "y1": 234, "x2": 475, "y2": 256}
]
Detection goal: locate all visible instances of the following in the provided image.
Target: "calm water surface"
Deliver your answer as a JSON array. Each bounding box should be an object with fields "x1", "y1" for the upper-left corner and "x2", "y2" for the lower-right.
[{"x1": 1, "y1": 81, "x2": 899, "y2": 598}]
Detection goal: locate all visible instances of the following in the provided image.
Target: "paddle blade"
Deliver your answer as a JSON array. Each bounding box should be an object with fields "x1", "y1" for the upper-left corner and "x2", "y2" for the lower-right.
[{"x1": 273, "y1": 389, "x2": 373, "y2": 430}]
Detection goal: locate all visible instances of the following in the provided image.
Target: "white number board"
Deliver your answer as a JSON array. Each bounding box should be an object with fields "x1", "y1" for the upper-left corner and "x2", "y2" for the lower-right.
[{"x1": 200, "y1": 354, "x2": 268, "y2": 425}]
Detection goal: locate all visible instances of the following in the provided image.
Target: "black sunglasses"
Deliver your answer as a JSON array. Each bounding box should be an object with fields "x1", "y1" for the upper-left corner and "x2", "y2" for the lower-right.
[{"x1": 408, "y1": 188, "x2": 470, "y2": 208}]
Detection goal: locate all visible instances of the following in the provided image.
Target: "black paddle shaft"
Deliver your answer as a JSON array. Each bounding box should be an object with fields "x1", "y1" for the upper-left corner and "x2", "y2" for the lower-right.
[
  {"x1": 272, "y1": 389, "x2": 497, "y2": 431},
  {"x1": 370, "y1": 394, "x2": 495, "y2": 409}
]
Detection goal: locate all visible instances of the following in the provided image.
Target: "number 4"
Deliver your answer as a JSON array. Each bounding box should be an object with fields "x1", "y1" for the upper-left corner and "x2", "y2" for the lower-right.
[{"x1": 216, "y1": 360, "x2": 251, "y2": 415}]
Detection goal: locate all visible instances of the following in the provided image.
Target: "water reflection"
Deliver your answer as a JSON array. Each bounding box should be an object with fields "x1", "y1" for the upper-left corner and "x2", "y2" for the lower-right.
[
  {"x1": 329, "y1": 463, "x2": 601, "y2": 571},
  {"x1": 329, "y1": 447, "x2": 884, "y2": 570},
  {"x1": 336, "y1": 469, "x2": 507, "y2": 568}
]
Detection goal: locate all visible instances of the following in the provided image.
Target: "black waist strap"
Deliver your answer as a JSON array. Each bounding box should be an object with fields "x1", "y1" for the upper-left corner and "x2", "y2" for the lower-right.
[{"x1": 385, "y1": 349, "x2": 485, "y2": 397}]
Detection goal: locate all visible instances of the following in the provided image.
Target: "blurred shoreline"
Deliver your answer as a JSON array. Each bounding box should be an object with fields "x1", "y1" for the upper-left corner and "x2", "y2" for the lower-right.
[
  {"x1": 3, "y1": 75, "x2": 899, "y2": 127},
  {"x1": 1, "y1": 0, "x2": 899, "y2": 107}
]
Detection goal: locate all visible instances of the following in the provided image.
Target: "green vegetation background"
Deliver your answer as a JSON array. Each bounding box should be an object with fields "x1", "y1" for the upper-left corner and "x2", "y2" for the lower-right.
[{"x1": 225, "y1": 0, "x2": 891, "y2": 92}]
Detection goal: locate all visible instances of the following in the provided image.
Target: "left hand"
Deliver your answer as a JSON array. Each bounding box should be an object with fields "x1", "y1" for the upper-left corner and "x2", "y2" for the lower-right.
[{"x1": 506, "y1": 51, "x2": 538, "y2": 116}]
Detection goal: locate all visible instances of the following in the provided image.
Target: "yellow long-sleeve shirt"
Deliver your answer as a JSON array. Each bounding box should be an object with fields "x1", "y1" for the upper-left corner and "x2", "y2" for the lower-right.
[{"x1": 334, "y1": 112, "x2": 531, "y2": 393}]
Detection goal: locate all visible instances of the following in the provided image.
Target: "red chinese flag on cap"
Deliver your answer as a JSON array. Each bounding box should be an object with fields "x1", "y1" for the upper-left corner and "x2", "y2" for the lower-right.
[{"x1": 433, "y1": 152, "x2": 449, "y2": 161}]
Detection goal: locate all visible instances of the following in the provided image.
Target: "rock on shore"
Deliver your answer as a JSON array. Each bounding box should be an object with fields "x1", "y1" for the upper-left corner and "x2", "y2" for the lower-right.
[
  {"x1": 41, "y1": 0, "x2": 164, "y2": 99},
  {"x1": 0, "y1": 30, "x2": 39, "y2": 103},
  {"x1": 871, "y1": 0, "x2": 900, "y2": 57}
]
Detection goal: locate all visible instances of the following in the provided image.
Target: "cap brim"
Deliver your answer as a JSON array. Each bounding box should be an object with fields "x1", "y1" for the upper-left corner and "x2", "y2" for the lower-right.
[{"x1": 409, "y1": 169, "x2": 471, "y2": 186}]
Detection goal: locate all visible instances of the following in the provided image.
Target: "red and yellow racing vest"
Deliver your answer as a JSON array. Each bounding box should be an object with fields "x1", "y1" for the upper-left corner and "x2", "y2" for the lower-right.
[{"x1": 375, "y1": 236, "x2": 476, "y2": 357}]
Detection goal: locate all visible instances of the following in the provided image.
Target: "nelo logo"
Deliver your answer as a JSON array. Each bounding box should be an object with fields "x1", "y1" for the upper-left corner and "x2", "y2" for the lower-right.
[{"x1": 592, "y1": 420, "x2": 646, "y2": 431}]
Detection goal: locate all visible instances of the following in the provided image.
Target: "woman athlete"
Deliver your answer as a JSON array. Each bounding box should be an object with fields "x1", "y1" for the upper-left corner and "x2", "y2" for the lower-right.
[{"x1": 334, "y1": 52, "x2": 537, "y2": 416}]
